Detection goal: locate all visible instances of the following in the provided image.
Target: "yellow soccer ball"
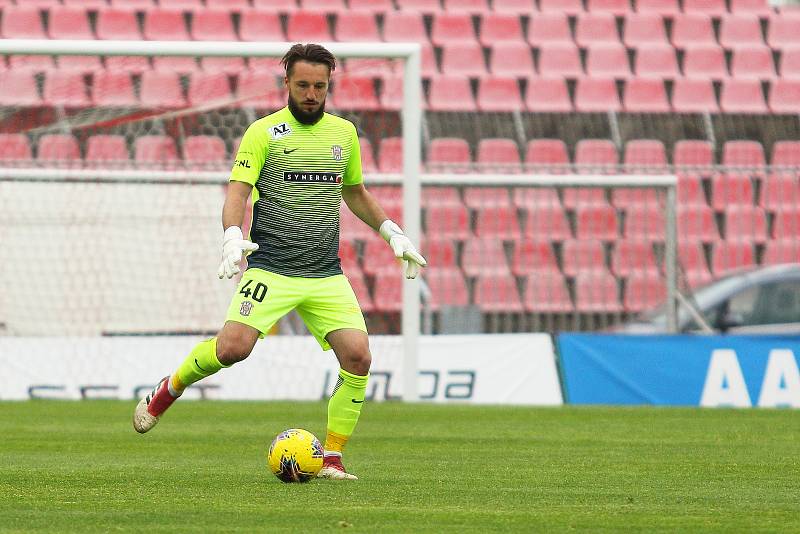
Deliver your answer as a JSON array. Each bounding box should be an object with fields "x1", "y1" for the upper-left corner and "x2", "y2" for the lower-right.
[{"x1": 267, "y1": 428, "x2": 324, "y2": 483}]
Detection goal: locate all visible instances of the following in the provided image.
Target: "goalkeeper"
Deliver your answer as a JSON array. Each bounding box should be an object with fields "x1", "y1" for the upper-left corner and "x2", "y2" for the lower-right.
[{"x1": 133, "y1": 43, "x2": 426, "y2": 480}]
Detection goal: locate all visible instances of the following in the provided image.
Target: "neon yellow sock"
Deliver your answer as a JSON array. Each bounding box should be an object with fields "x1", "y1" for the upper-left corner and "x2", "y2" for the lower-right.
[
  {"x1": 325, "y1": 369, "x2": 368, "y2": 454},
  {"x1": 170, "y1": 338, "x2": 227, "y2": 395}
]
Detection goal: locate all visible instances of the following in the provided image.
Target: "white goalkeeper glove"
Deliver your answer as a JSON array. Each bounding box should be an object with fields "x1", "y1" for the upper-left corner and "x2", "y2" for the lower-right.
[
  {"x1": 379, "y1": 219, "x2": 427, "y2": 279},
  {"x1": 217, "y1": 226, "x2": 259, "y2": 279}
]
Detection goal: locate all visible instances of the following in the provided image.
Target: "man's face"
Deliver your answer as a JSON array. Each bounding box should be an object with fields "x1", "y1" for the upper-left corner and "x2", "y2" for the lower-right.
[{"x1": 285, "y1": 60, "x2": 330, "y2": 123}]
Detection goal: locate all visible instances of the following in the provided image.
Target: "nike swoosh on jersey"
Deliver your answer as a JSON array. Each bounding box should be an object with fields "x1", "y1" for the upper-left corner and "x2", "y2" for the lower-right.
[
  {"x1": 283, "y1": 147, "x2": 299, "y2": 154},
  {"x1": 351, "y1": 399, "x2": 364, "y2": 403}
]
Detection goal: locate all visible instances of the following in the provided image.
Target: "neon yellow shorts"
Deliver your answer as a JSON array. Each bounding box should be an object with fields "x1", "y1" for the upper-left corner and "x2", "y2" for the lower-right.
[{"x1": 225, "y1": 268, "x2": 367, "y2": 350}]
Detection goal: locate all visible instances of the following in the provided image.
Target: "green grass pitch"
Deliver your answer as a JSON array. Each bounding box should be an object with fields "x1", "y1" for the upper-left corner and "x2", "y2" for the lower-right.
[{"x1": 1, "y1": 401, "x2": 799, "y2": 533}]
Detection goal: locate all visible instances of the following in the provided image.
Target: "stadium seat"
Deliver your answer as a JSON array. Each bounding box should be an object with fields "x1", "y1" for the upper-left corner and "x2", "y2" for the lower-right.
[
  {"x1": 674, "y1": 139, "x2": 714, "y2": 168},
  {"x1": 440, "y1": 42, "x2": 488, "y2": 77},
  {"x1": 345, "y1": 58, "x2": 396, "y2": 76},
  {"x1": 524, "y1": 77, "x2": 573, "y2": 113},
  {"x1": 764, "y1": 239, "x2": 800, "y2": 265},
  {"x1": 462, "y1": 238, "x2": 512, "y2": 276},
  {"x1": 0, "y1": 134, "x2": 32, "y2": 162},
  {"x1": 378, "y1": 137, "x2": 402, "y2": 173},
  {"x1": 474, "y1": 206, "x2": 522, "y2": 239},
  {"x1": 300, "y1": 0, "x2": 347, "y2": 12},
  {"x1": 474, "y1": 275, "x2": 524, "y2": 313},
  {"x1": 623, "y1": 14, "x2": 669, "y2": 47},
  {"x1": 420, "y1": 237, "x2": 458, "y2": 269},
  {"x1": 772, "y1": 141, "x2": 800, "y2": 166},
  {"x1": 0, "y1": 71, "x2": 42, "y2": 106},
  {"x1": 424, "y1": 204, "x2": 472, "y2": 240},
  {"x1": 135, "y1": 135, "x2": 180, "y2": 168},
  {"x1": 711, "y1": 174, "x2": 755, "y2": 209},
  {"x1": 494, "y1": 0, "x2": 536, "y2": 13},
  {"x1": 431, "y1": 13, "x2": 477, "y2": 46},
  {"x1": 85, "y1": 135, "x2": 129, "y2": 167},
  {"x1": 377, "y1": 76, "x2": 402, "y2": 111},
  {"x1": 183, "y1": 135, "x2": 227, "y2": 169},
  {"x1": 92, "y1": 71, "x2": 138, "y2": 106},
  {"x1": 633, "y1": 44, "x2": 680, "y2": 79},
  {"x1": 96, "y1": 9, "x2": 142, "y2": 40},
  {"x1": 523, "y1": 272, "x2": 574, "y2": 313},
  {"x1": 683, "y1": 0, "x2": 727, "y2": 16},
  {"x1": 522, "y1": 204, "x2": 573, "y2": 241},
  {"x1": 575, "y1": 13, "x2": 620, "y2": 47},
  {"x1": 463, "y1": 186, "x2": 511, "y2": 208},
  {"x1": 587, "y1": 0, "x2": 630, "y2": 15},
  {"x1": 575, "y1": 204, "x2": 619, "y2": 240},
  {"x1": 152, "y1": 53, "x2": 199, "y2": 72},
  {"x1": 623, "y1": 272, "x2": 666, "y2": 312},
  {"x1": 359, "y1": 138, "x2": 378, "y2": 175},
  {"x1": 574, "y1": 138, "x2": 619, "y2": 173},
  {"x1": 331, "y1": 75, "x2": 380, "y2": 111},
  {"x1": 63, "y1": 0, "x2": 112, "y2": 6},
  {"x1": 526, "y1": 13, "x2": 573, "y2": 47},
  {"x1": 574, "y1": 272, "x2": 623, "y2": 312},
  {"x1": 683, "y1": 44, "x2": 728, "y2": 79},
  {"x1": 239, "y1": 12, "x2": 285, "y2": 41},
  {"x1": 718, "y1": 15, "x2": 765, "y2": 48},
  {"x1": 622, "y1": 204, "x2": 666, "y2": 240},
  {"x1": 188, "y1": 72, "x2": 233, "y2": 106},
  {"x1": 59, "y1": 55, "x2": 104, "y2": 73},
  {"x1": 287, "y1": 11, "x2": 333, "y2": 42},
  {"x1": 159, "y1": 0, "x2": 203, "y2": 7},
  {"x1": 480, "y1": 13, "x2": 525, "y2": 46},
  {"x1": 635, "y1": 0, "x2": 680, "y2": 15},
  {"x1": 422, "y1": 186, "x2": 463, "y2": 207},
  {"x1": 363, "y1": 237, "x2": 402, "y2": 276},
  {"x1": 671, "y1": 14, "x2": 716, "y2": 48},
  {"x1": 340, "y1": 206, "x2": 375, "y2": 240},
  {"x1": 671, "y1": 78, "x2": 719, "y2": 113},
  {"x1": 236, "y1": 72, "x2": 285, "y2": 110},
  {"x1": 780, "y1": 46, "x2": 800, "y2": 78},
  {"x1": 760, "y1": 174, "x2": 800, "y2": 210},
  {"x1": 476, "y1": 138, "x2": 522, "y2": 173},
  {"x1": 477, "y1": 77, "x2": 524, "y2": 112},
  {"x1": 427, "y1": 75, "x2": 476, "y2": 111},
  {"x1": 143, "y1": 9, "x2": 190, "y2": 40},
  {"x1": 678, "y1": 204, "x2": 720, "y2": 242},
  {"x1": 427, "y1": 137, "x2": 472, "y2": 172},
  {"x1": 139, "y1": 71, "x2": 186, "y2": 108},
  {"x1": 769, "y1": 79, "x2": 800, "y2": 114},
  {"x1": 488, "y1": 42, "x2": 535, "y2": 77},
  {"x1": 347, "y1": 271, "x2": 374, "y2": 313},
  {"x1": 539, "y1": 0, "x2": 583, "y2": 15},
  {"x1": 767, "y1": 13, "x2": 800, "y2": 50},
  {"x1": 711, "y1": 241, "x2": 755, "y2": 275},
  {"x1": 575, "y1": 77, "x2": 622, "y2": 113},
  {"x1": 109, "y1": 0, "x2": 155, "y2": 9},
  {"x1": 191, "y1": 10, "x2": 237, "y2": 41},
  {"x1": 585, "y1": 44, "x2": 631, "y2": 78},
  {"x1": 394, "y1": 0, "x2": 442, "y2": 12},
  {"x1": 206, "y1": 0, "x2": 251, "y2": 9},
  {"x1": 423, "y1": 268, "x2": 470, "y2": 311},
  {"x1": 537, "y1": 43, "x2": 584, "y2": 78},
  {"x1": 349, "y1": 0, "x2": 394, "y2": 12},
  {"x1": 729, "y1": 0, "x2": 771, "y2": 13},
  {"x1": 678, "y1": 242, "x2": 713, "y2": 287},
  {"x1": 562, "y1": 239, "x2": 609, "y2": 277},
  {"x1": 382, "y1": 12, "x2": 428, "y2": 42},
  {"x1": 372, "y1": 273, "x2": 402, "y2": 313},
  {"x1": 335, "y1": 12, "x2": 381, "y2": 42},
  {"x1": 0, "y1": 7, "x2": 46, "y2": 39},
  {"x1": 723, "y1": 205, "x2": 768, "y2": 243},
  {"x1": 611, "y1": 237, "x2": 662, "y2": 277},
  {"x1": 525, "y1": 139, "x2": 570, "y2": 172},
  {"x1": 624, "y1": 139, "x2": 668, "y2": 171},
  {"x1": 511, "y1": 240, "x2": 561, "y2": 276},
  {"x1": 43, "y1": 71, "x2": 90, "y2": 108},
  {"x1": 678, "y1": 174, "x2": 707, "y2": 205},
  {"x1": 723, "y1": 140, "x2": 766, "y2": 168},
  {"x1": 730, "y1": 46, "x2": 776, "y2": 80},
  {"x1": 443, "y1": 0, "x2": 490, "y2": 13},
  {"x1": 623, "y1": 78, "x2": 670, "y2": 112},
  {"x1": 773, "y1": 208, "x2": 800, "y2": 238},
  {"x1": 513, "y1": 188, "x2": 561, "y2": 209},
  {"x1": 48, "y1": 7, "x2": 94, "y2": 39}
]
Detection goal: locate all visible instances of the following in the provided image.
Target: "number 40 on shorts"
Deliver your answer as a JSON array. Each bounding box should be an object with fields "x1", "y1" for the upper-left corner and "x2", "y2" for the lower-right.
[{"x1": 239, "y1": 279, "x2": 267, "y2": 302}]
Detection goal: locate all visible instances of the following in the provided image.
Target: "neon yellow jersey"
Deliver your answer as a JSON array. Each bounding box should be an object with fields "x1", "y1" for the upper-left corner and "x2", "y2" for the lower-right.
[{"x1": 230, "y1": 107, "x2": 363, "y2": 277}]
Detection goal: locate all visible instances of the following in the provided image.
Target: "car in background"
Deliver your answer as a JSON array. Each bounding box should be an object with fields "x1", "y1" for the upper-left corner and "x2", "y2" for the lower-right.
[{"x1": 615, "y1": 263, "x2": 800, "y2": 334}]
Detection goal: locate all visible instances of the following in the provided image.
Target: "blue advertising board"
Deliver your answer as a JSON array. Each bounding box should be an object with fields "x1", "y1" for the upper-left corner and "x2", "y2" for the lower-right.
[{"x1": 558, "y1": 334, "x2": 800, "y2": 407}]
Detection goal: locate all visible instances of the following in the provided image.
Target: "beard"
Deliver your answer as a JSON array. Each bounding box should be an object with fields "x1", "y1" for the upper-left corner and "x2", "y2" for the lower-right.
[{"x1": 288, "y1": 96, "x2": 325, "y2": 125}]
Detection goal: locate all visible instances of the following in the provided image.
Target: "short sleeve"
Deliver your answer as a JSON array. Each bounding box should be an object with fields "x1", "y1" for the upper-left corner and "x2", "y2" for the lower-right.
[
  {"x1": 342, "y1": 125, "x2": 363, "y2": 186},
  {"x1": 230, "y1": 122, "x2": 268, "y2": 185}
]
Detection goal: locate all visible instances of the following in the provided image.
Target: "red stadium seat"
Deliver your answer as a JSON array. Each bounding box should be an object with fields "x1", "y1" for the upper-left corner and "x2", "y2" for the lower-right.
[
  {"x1": 335, "y1": 12, "x2": 380, "y2": 42},
  {"x1": 635, "y1": 0, "x2": 680, "y2": 15},
  {"x1": 671, "y1": 78, "x2": 719, "y2": 113},
  {"x1": 85, "y1": 135, "x2": 129, "y2": 167},
  {"x1": 143, "y1": 9, "x2": 190, "y2": 40},
  {"x1": 723, "y1": 140, "x2": 766, "y2": 168},
  {"x1": 574, "y1": 272, "x2": 623, "y2": 312},
  {"x1": 476, "y1": 138, "x2": 522, "y2": 173},
  {"x1": 719, "y1": 15, "x2": 765, "y2": 48},
  {"x1": 562, "y1": 239, "x2": 608, "y2": 277},
  {"x1": 372, "y1": 273, "x2": 402, "y2": 313},
  {"x1": 431, "y1": 13, "x2": 477, "y2": 46},
  {"x1": 191, "y1": 10, "x2": 237, "y2": 41},
  {"x1": 395, "y1": 0, "x2": 442, "y2": 12},
  {"x1": 349, "y1": 0, "x2": 394, "y2": 12},
  {"x1": 92, "y1": 71, "x2": 138, "y2": 106},
  {"x1": 683, "y1": 44, "x2": 728, "y2": 79},
  {"x1": 575, "y1": 204, "x2": 618, "y2": 240},
  {"x1": 760, "y1": 174, "x2": 800, "y2": 210},
  {"x1": 159, "y1": 0, "x2": 203, "y2": 7},
  {"x1": 424, "y1": 204, "x2": 471, "y2": 240},
  {"x1": 624, "y1": 139, "x2": 668, "y2": 170},
  {"x1": 623, "y1": 14, "x2": 669, "y2": 47},
  {"x1": 522, "y1": 204, "x2": 573, "y2": 241},
  {"x1": 724, "y1": 205, "x2": 768, "y2": 243},
  {"x1": 677, "y1": 174, "x2": 707, "y2": 205},
  {"x1": 420, "y1": 238, "x2": 458, "y2": 269},
  {"x1": 287, "y1": 11, "x2": 333, "y2": 42},
  {"x1": 679, "y1": 242, "x2": 713, "y2": 287},
  {"x1": 525, "y1": 139, "x2": 570, "y2": 172},
  {"x1": 767, "y1": 13, "x2": 800, "y2": 50},
  {"x1": 345, "y1": 58, "x2": 396, "y2": 76},
  {"x1": 729, "y1": 0, "x2": 771, "y2": 13},
  {"x1": 585, "y1": 44, "x2": 631, "y2": 78},
  {"x1": 236, "y1": 72, "x2": 285, "y2": 109},
  {"x1": 523, "y1": 272, "x2": 574, "y2": 313},
  {"x1": 427, "y1": 76, "x2": 476, "y2": 111},
  {"x1": 674, "y1": 139, "x2": 714, "y2": 168},
  {"x1": 477, "y1": 77, "x2": 524, "y2": 112},
  {"x1": 730, "y1": 46, "x2": 776, "y2": 80},
  {"x1": 43, "y1": 71, "x2": 90, "y2": 107},
  {"x1": 331, "y1": 75, "x2": 380, "y2": 111},
  {"x1": 188, "y1": 72, "x2": 233, "y2": 106},
  {"x1": 377, "y1": 76, "x2": 402, "y2": 111},
  {"x1": 440, "y1": 42, "x2": 488, "y2": 77},
  {"x1": 152, "y1": 56, "x2": 199, "y2": 74},
  {"x1": 37, "y1": 134, "x2": 80, "y2": 167},
  {"x1": 0, "y1": 7, "x2": 46, "y2": 39},
  {"x1": 474, "y1": 275, "x2": 524, "y2": 313},
  {"x1": 622, "y1": 204, "x2": 666, "y2": 240},
  {"x1": 63, "y1": 0, "x2": 113, "y2": 6},
  {"x1": 574, "y1": 138, "x2": 619, "y2": 172},
  {"x1": 347, "y1": 270, "x2": 374, "y2": 313},
  {"x1": 539, "y1": 0, "x2": 583, "y2": 15},
  {"x1": 711, "y1": 174, "x2": 755, "y2": 209},
  {"x1": 524, "y1": 78, "x2": 573, "y2": 113},
  {"x1": 537, "y1": 43, "x2": 584, "y2": 78},
  {"x1": 201, "y1": 57, "x2": 246, "y2": 75},
  {"x1": 59, "y1": 55, "x2": 104, "y2": 73},
  {"x1": 422, "y1": 186, "x2": 463, "y2": 207},
  {"x1": 239, "y1": 12, "x2": 285, "y2": 41},
  {"x1": 587, "y1": 0, "x2": 630, "y2": 15},
  {"x1": 340, "y1": 206, "x2": 375, "y2": 240},
  {"x1": 624, "y1": 272, "x2": 666, "y2": 312},
  {"x1": 423, "y1": 269, "x2": 470, "y2": 311},
  {"x1": 109, "y1": 0, "x2": 155, "y2": 9},
  {"x1": 712, "y1": 241, "x2": 755, "y2": 275},
  {"x1": 773, "y1": 208, "x2": 800, "y2": 238},
  {"x1": 769, "y1": 79, "x2": 800, "y2": 114},
  {"x1": 623, "y1": 78, "x2": 670, "y2": 112},
  {"x1": 378, "y1": 137, "x2": 402, "y2": 173},
  {"x1": 527, "y1": 13, "x2": 572, "y2": 47},
  {"x1": 206, "y1": 0, "x2": 251, "y2": 8},
  {"x1": 442, "y1": 0, "x2": 490, "y2": 13},
  {"x1": 764, "y1": 239, "x2": 800, "y2": 265},
  {"x1": 48, "y1": 7, "x2": 93, "y2": 39},
  {"x1": 678, "y1": 205, "x2": 720, "y2": 242},
  {"x1": 139, "y1": 71, "x2": 186, "y2": 108},
  {"x1": 480, "y1": 13, "x2": 525, "y2": 46},
  {"x1": 0, "y1": 72, "x2": 41, "y2": 106},
  {"x1": 512, "y1": 240, "x2": 561, "y2": 276},
  {"x1": 96, "y1": 9, "x2": 142, "y2": 40},
  {"x1": 780, "y1": 46, "x2": 800, "y2": 78},
  {"x1": 574, "y1": 13, "x2": 620, "y2": 47},
  {"x1": 474, "y1": 206, "x2": 522, "y2": 239},
  {"x1": 513, "y1": 188, "x2": 561, "y2": 209},
  {"x1": 488, "y1": 42, "x2": 535, "y2": 77},
  {"x1": 462, "y1": 238, "x2": 512, "y2": 276},
  {"x1": 463, "y1": 187, "x2": 511, "y2": 208},
  {"x1": 427, "y1": 137, "x2": 472, "y2": 172},
  {"x1": 634, "y1": 44, "x2": 680, "y2": 79},
  {"x1": 494, "y1": 0, "x2": 536, "y2": 13},
  {"x1": 772, "y1": 141, "x2": 800, "y2": 166},
  {"x1": 683, "y1": 0, "x2": 727, "y2": 16},
  {"x1": 359, "y1": 138, "x2": 378, "y2": 174},
  {"x1": 0, "y1": 134, "x2": 31, "y2": 162},
  {"x1": 363, "y1": 237, "x2": 401, "y2": 276},
  {"x1": 300, "y1": 0, "x2": 347, "y2": 13},
  {"x1": 671, "y1": 14, "x2": 716, "y2": 48},
  {"x1": 183, "y1": 135, "x2": 227, "y2": 169},
  {"x1": 382, "y1": 12, "x2": 428, "y2": 42},
  {"x1": 135, "y1": 135, "x2": 179, "y2": 168}
]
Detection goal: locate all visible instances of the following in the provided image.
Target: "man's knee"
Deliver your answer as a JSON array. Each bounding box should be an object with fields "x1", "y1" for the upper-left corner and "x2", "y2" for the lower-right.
[
  {"x1": 216, "y1": 323, "x2": 258, "y2": 365},
  {"x1": 330, "y1": 332, "x2": 371, "y2": 375}
]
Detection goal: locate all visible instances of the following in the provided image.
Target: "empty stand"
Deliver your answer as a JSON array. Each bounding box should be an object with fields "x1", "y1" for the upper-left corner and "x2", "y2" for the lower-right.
[
  {"x1": 711, "y1": 173, "x2": 755, "y2": 209},
  {"x1": 527, "y1": 13, "x2": 573, "y2": 47},
  {"x1": 623, "y1": 14, "x2": 669, "y2": 47},
  {"x1": 588, "y1": 0, "x2": 631, "y2": 15},
  {"x1": 462, "y1": 238, "x2": 511, "y2": 276},
  {"x1": 635, "y1": 0, "x2": 680, "y2": 15},
  {"x1": 443, "y1": 0, "x2": 490, "y2": 13},
  {"x1": 575, "y1": 77, "x2": 622, "y2": 112},
  {"x1": 767, "y1": 13, "x2": 800, "y2": 50},
  {"x1": 191, "y1": 10, "x2": 237, "y2": 41},
  {"x1": 477, "y1": 77, "x2": 524, "y2": 112},
  {"x1": 183, "y1": 135, "x2": 227, "y2": 169},
  {"x1": 1, "y1": 7, "x2": 47, "y2": 39},
  {"x1": 372, "y1": 273, "x2": 401, "y2": 313},
  {"x1": 474, "y1": 206, "x2": 522, "y2": 239},
  {"x1": 363, "y1": 237, "x2": 402, "y2": 276},
  {"x1": 674, "y1": 139, "x2": 714, "y2": 167},
  {"x1": 723, "y1": 205, "x2": 768, "y2": 243},
  {"x1": 772, "y1": 141, "x2": 800, "y2": 166},
  {"x1": 395, "y1": 0, "x2": 443, "y2": 12},
  {"x1": 683, "y1": 44, "x2": 728, "y2": 79},
  {"x1": 585, "y1": 44, "x2": 631, "y2": 78},
  {"x1": 427, "y1": 76, "x2": 475, "y2": 111},
  {"x1": 92, "y1": 71, "x2": 137, "y2": 106},
  {"x1": 634, "y1": 44, "x2": 680, "y2": 79},
  {"x1": 287, "y1": 11, "x2": 332, "y2": 42},
  {"x1": 624, "y1": 272, "x2": 666, "y2": 312},
  {"x1": 474, "y1": 275, "x2": 524, "y2": 313},
  {"x1": 378, "y1": 137, "x2": 402, "y2": 173},
  {"x1": 139, "y1": 71, "x2": 186, "y2": 108},
  {"x1": 539, "y1": 0, "x2": 583, "y2": 15},
  {"x1": 187, "y1": 72, "x2": 233, "y2": 106},
  {"x1": 332, "y1": 75, "x2": 380, "y2": 111},
  {"x1": 420, "y1": 238, "x2": 458, "y2": 269},
  {"x1": 772, "y1": 208, "x2": 800, "y2": 238},
  {"x1": 525, "y1": 77, "x2": 573, "y2": 112},
  {"x1": 488, "y1": 42, "x2": 535, "y2": 77},
  {"x1": 764, "y1": 239, "x2": 800, "y2": 265},
  {"x1": 723, "y1": 139, "x2": 766, "y2": 167},
  {"x1": 440, "y1": 42, "x2": 487, "y2": 77},
  {"x1": 523, "y1": 272, "x2": 574, "y2": 313},
  {"x1": 769, "y1": 79, "x2": 800, "y2": 114},
  {"x1": 480, "y1": 13, "x2": 525, "y2": 46},
  {"x1": 43, "y1": 71, "x2": 91, "y2": 107},
  {"x1": 423, "y1": 269, "x2": 470, "y2": 311},
  {"x1": 476, "y1": 138, "x2": 522, "y2": 172},
  {"x1": 720, "y1": 79, "x2": 769, "y2": 113},
  {"x1": 718, "y1": 15, "x2": 765, "y2": 48},
  {"x1": 382, "y1": 11, "x2": 428, "y2": 42},
  {"x1": 525, "y1": 139, "x2": 571, "y2": 172},
  {"x1": 0, "y1": 134, "x2": 32, "y2": 162},
  {"x1": 85, "y1": 135, "x2": 129, "y2": 167},
  {"x1": 427, "y1": 137, "x2": 472, "y2": 172},
  {"x1": 349, "y1": 0, "x2": 395, "y2": 12},
  {"x1": 575, "y1": 13, "x2": 620, "y2": 47},
  {"x1": 143, "y1": 9, "x2": 190, "y2": 41},
  {"x1": 494, "y1": 0, "x2": 536, "y2": 13},
  {"x1": 422, "y1": 186, "x2": 463, "y2": 207},
  {"x1": 96, "y1": 9, "x2": 142, "y2": 40},
  {"x1": 683, "y1": 0, "x2": 727, "y2": 16},
  {"x1": 0, "y1": 71, "x2": 42, "y2": 106},
  {"x1": 671, "y1": 78, "x2": 719, "y2": 113},
  {"x1": 562, "y1": 239, "x2": 608, "y2": 277},
  {"x1": 513, "y1": 187, "x2": 561, "y2": 209},
  {"x1": 671, "y1": 14, "x2": 716, "y2": 48},
  {"x1": 239, "y1": 12, "x2": 285, "y2": 41},
  {"x1": 512, "y1": 240, "x2": 561, "y2": 275},
  {"x1": 537, "y1": 43, "x2": 584, "y2": 78},
  {"x1": 730, "y1": 46, "x2": 776, "y2": 80},
  {"x1": 760, "y1": 174, "x2": 800, "y2": 210},
  {"x1": 575, "y1": 204, "x2": 618, "y2": 240},
  {"x1": 711, "y1": 241, "x2": 756, "y2": 275},
  {"x1": 431, "y1": 13, "x2": 477, "y2": 46},
  {"x1": 48, "y1": 7, "x2": 94, "y2": 40},
  {"x1": 424, "y1": 204, "x2": 471, "y2": 240},
  {"x1": 678, "y1": 204, "x2": 720, "y2": 242},
  {"x1": 335, "y1": 12, "x2": 381, "y2": 42},
  {"x1": 522, "y1": 204, "x2": 573, "y2": 241},
  {"x1": 574, "y1": 272, "x2": 623, "y2": 312},
  {"x1": 678, "y1": 242, "x2": 713, "y2": 287},
  {"x1": 622, "y1": 204, "x2": 666, "y2": 240},
  {"x1": 135, "y1": 135, "x2": 179, "y2": 168}
]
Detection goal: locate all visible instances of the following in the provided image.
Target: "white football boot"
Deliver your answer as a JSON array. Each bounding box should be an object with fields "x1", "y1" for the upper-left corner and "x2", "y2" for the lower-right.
[
  {"x1": 317, "y1": 455, "x2": 358, "y2": 480},
  {"x1": 132, "y1": 376, "x2": 168, "y2": 433}
]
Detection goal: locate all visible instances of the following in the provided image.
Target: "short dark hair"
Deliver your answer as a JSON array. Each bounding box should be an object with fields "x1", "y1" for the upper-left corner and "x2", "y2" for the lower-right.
[{"x1": 281, "y1": 43, "x2": 336, "y2": 77}]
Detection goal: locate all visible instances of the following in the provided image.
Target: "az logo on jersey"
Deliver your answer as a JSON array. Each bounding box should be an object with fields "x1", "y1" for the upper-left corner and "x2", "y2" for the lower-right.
[
  {"x1": 270, "y1": 122, "x2": 292, "y2": 140},
  {"x1": 331, "y1": 145, "x2": 342, "y2": 161}
]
